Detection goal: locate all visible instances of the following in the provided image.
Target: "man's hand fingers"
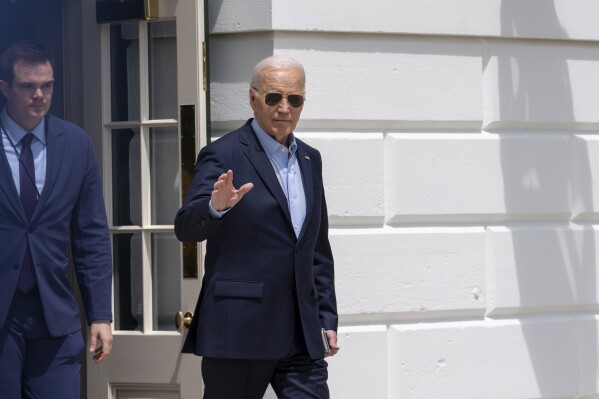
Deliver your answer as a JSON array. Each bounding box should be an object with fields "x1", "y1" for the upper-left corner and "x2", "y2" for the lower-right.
[
  {"x1": 93, "y1": 348, "x2": 108, "y2": 364},
  {"x1": 324, "y1": 330, "x2": 340, "y2": 358},
  {"x1": 211, "y1": 169, "x2": 253, "y2": 211},
  {"x1": 90, "y1": 322, "x2": 113, "y2": 364},
  {"x1": 224, "y1": 170, "x2": 233, "y2": 186},
  {"x1": 237, "y1": 183, "x2": 254, "y2": 197},
  {"x1": 89, "y1": 335, "x2": 97, "y2": 353}
]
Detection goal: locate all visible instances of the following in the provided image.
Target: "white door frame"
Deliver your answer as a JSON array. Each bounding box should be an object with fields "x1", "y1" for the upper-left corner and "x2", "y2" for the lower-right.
[{"x1": 80, "y1": 1, "x2": 207, "y2": 397}]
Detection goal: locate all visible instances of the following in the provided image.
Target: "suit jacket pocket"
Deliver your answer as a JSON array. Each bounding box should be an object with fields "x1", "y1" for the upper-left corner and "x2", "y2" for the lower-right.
[{"x1": 214, "y1": 280, "x2": 264, "y2": 299}]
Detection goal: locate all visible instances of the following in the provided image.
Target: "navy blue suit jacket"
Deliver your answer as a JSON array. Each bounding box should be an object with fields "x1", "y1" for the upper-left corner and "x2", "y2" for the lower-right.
[
  {"x1": 0, "y1": 115, "x2": 112, "y2": 337},
  {"x1": 175, "y1": 119, "x2": 337, "y2": 360}
]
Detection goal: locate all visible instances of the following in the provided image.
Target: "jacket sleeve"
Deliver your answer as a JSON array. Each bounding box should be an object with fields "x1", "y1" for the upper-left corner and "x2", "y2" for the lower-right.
[
  {"x1": 174, "y1": 143, "x2": 229, "y2": 243},
  {"x1": 70, "y1": 136, "x2": 113, "y2": 324},
  {"x1": 312, "y1": 151, "x2": 338, "y2": 332}
]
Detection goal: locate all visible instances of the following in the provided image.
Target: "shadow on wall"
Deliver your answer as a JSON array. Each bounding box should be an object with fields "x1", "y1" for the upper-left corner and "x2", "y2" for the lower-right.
[{"x1": 498, "y1": 1, "x2": 596, "y2": 397}]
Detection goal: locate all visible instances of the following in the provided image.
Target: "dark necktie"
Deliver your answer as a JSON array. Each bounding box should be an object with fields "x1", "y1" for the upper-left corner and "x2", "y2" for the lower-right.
[{"x1": 18, "y1": 133, "x2": 37, "y2": 292}]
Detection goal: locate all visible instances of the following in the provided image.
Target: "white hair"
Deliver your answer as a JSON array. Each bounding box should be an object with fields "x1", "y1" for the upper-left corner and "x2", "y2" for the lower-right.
[{"x1": 250, "y1": 55, "x2": 306, "y2": 91}]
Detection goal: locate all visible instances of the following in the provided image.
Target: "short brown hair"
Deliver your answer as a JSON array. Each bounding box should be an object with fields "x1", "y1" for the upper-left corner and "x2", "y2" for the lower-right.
[{"x1": 0, "y1": 40, "x2": 55, "y2": 84}]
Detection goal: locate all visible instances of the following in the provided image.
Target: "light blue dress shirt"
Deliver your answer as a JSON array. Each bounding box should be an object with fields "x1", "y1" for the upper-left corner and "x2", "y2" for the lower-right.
[
  {"x1": 1, "y1": 108, "x2": 47, "y2": 196},
  {"x1": 251, "y1": 119, "x2": 306, "y2": 238}
]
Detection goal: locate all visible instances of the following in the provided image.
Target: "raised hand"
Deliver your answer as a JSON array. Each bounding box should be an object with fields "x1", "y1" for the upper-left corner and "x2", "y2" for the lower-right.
[{"x1": 211, "y1": 170, "x2": 254, "y2": 211}]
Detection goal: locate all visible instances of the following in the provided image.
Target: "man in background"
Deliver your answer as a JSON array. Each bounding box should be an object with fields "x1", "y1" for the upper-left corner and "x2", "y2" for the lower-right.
[
  {"x1": 0, "y1": 40, "x2": 113, "y2": 398},
  {"x1": 175, "y1": 55, "x2": 339, "y2": 398}
]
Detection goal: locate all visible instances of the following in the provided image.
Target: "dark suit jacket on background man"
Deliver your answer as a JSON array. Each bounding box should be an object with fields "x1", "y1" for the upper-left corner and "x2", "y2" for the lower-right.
[{"x1": 0, "y1": 113, "x2": 112, "y2": 335}]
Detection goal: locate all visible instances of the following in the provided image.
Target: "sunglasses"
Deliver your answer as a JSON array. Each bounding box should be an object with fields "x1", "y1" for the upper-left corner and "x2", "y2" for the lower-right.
[{"x1": 252, "y1": 87, "x2": 305, "y2": 108}]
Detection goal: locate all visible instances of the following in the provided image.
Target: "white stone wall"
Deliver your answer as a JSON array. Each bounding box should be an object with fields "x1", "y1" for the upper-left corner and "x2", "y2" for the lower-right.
[{"x1": 208, "y1": 1, "x2": 599, "y2": 397}]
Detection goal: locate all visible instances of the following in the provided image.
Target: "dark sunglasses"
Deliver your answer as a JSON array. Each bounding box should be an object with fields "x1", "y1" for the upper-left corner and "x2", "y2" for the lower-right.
[{"x1": 252, "y1": 87, "x2": 305, "y2": 108}]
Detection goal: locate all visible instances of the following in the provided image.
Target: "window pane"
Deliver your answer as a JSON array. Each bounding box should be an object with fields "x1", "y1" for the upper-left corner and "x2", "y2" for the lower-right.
[
  {"x1": 150, "y1": 127, "x2": 179, "y2": 225},
  {"x1": 148, "y1": 20, "x2": 178, "y2": 120},
  {"x1": 110, "y1": 24, "x2": 140, "y2": 122},
  {"x1": 113, "y1": 233, "x2": 143, "y2": 331},
  {"x1": 112, "y1": 129, "x2": 141, "y2": 226},
  {"x1": 152, "y1": 233, "x2": 181, "y2": 331}
]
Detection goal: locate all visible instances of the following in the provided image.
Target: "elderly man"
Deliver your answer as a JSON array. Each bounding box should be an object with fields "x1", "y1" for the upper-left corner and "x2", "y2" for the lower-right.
[{"x1": 175, "y1": 55, "x2": 339, "y2": 398}]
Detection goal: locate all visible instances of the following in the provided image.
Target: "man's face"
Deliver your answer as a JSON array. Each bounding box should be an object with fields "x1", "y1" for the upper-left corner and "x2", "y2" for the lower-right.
[
  {"x1": 0, "y1": 60, "x2": 54, "y2": 131},
  {"x1": 249, "y1": 66, "x2": 305, "y2": 145}
]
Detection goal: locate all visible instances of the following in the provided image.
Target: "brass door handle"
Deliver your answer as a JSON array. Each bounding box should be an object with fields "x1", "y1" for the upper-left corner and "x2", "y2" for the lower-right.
[{"x1": 175, "y1": 311, "x2": 193, "y2": 329}]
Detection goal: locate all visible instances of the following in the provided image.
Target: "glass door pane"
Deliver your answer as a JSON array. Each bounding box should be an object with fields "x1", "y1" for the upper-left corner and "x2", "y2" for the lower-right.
[
  {"x1": 113, "y1": 232, "x2": 143, "y2": 331},
  {"x1": 110, "y1": 24, "x2": 140, "y2": 122},
  {"x1": 112, "y1": 128, "x2": 141, "y2": 226},
  {"x1": 151, "y1": 233, "x2": 182, "y2": 331},
  {"x1": 150, "y1": 127, "x2": 179, "y2": 225},
  {"x1": 148, "y1": 21, "x2": 178, "y2": 120}
]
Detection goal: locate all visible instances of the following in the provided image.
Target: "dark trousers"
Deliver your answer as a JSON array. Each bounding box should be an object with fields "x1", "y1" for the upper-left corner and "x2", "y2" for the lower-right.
[
  {"x1": 202, "y1": 312, "x2": 329, "y2": 399},
  {"x1": 0, "y1": 288, "x2": 84, "y2": 399}
]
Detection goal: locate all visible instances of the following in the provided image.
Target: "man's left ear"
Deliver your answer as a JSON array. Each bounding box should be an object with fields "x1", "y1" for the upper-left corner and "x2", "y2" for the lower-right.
[{"x1": 249, "y1": 89, "x2": 257, "y2": 110}]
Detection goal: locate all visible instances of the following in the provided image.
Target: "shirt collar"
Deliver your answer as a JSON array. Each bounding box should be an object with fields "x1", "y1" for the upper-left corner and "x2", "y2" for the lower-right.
[
  {"x1": 1, "y1": 107, "x2": 47, "y2": 146},
  {"x1": 251, "y1": 118, "x2": 298, "y2": 159}
]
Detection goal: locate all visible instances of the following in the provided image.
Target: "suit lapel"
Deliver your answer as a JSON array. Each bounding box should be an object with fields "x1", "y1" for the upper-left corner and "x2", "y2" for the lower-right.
[
  {"x1": 296, "y1": 142, "x2": 313, "y2": 242},
  {"x1": 240, "y1": 125, "x2": 293, "y2": 225},
  {"x1": 31, "y1": 116, "x2": 65, "y2": 224},
  {"x1": 0, "y1": 142, "x2": 26, "y2": 221}
]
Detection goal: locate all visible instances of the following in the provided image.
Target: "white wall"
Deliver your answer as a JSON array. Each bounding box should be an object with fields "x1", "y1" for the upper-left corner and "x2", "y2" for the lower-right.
[{"x1": 208, "y1": 1, "x2": 599, "y2": 397}]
